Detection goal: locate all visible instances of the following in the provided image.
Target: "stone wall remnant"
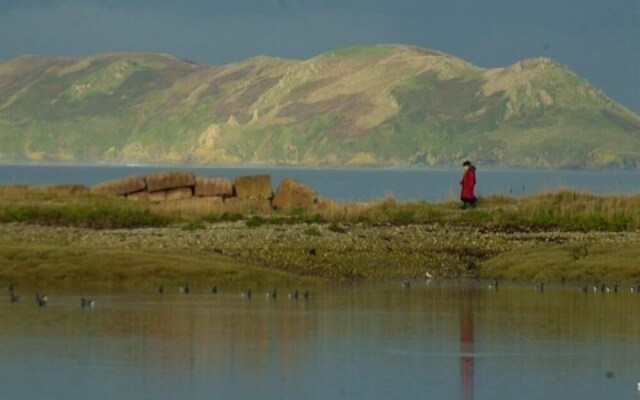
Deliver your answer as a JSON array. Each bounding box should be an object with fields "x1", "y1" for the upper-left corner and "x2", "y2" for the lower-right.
[
  {"x1": 272, "y1": 177, "x2": 316, "y2": 211},
  {"x1": 194, "y1": 176, "x2": 234, "y2": 198},
  {"x1": 145, "y1": 171, "x2": 196, "y2": 192},
  {"x1": 91, "y1": 175, "x2": 146, "y2": 196},
  {"x1": 234, "y1": 175, "x2": 273, "y2": 200}
]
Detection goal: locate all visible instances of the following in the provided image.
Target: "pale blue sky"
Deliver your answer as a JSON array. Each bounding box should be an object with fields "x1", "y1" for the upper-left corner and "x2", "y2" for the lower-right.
[{"x1": 0, "y1": 0, "x2": 638, "y2": 113}]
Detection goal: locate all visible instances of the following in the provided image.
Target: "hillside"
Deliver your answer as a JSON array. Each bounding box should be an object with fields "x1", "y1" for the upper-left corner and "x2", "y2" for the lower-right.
[{"x1": 1, "y1": 44, "x2": 639, "y2": 169}]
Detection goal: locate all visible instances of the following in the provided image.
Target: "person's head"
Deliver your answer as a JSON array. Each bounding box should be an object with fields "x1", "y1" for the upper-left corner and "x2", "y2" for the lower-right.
[{"x1": 462, "y1": 160, "x2": 471, "y2": 170}]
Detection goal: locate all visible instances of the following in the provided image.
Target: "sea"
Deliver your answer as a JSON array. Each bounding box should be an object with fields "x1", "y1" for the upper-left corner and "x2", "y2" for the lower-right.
[{"x1": 0, "y1": 164, "x2": 637, "y2": 202}]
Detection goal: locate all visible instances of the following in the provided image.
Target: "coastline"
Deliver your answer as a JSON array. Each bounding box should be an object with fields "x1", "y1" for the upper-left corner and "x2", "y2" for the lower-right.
[{"x1": 2, "y1": 221, "x2": 639, "y2": 287}]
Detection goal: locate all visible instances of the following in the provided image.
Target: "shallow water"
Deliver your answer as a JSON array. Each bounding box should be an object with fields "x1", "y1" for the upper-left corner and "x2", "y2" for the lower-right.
[{"x1": 1, "y1": 281, "x2": 639, "y2": 399}]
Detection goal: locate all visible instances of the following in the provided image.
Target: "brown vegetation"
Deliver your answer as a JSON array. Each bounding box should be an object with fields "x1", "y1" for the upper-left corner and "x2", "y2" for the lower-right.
[{"x1": 1, "y1": 177, "x2": 640, "y2": 285}]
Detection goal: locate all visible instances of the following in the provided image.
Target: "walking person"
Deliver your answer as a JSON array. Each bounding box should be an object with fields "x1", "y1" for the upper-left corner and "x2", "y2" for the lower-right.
[{"x1": 460, "y1": 160, "x2": 477, "y2": 209}]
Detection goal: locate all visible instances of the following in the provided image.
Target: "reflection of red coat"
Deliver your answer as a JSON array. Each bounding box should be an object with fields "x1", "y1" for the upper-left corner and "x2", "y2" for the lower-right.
[{"x1": 460, "y1": 166, "x2": 476, "y2": 200}]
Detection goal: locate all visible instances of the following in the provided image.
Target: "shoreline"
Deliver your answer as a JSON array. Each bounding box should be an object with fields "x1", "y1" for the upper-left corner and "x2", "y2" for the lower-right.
[{"x1": 2, "y1": 221, "x2": 639, "y2": 287}]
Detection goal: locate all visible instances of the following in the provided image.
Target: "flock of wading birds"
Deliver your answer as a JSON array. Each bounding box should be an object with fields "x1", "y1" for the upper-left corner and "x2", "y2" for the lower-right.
[
  {"x1": 5, "y1": 278, "x2": 640, "y2": 308},
  {"x1": 4, "y1": 281, "x2": 311, "y2": 308}
]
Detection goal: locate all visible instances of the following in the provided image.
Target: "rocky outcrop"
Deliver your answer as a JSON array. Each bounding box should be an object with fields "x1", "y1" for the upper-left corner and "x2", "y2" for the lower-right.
[
  {"x1": 194, "y1": 176, "x2": 234, "y2": 197},
  {"x1": 145, "y1": 171, "x2": 196, "y2": 192},
  {"x1": 91, "y1": 175, "x2": 147, "y2": 197},
  {"x1": 235, "y1": 175, "x2": 273, "y2": 200},
  {"x1": 272, "y1": 178, "x2": 316, "y2": 211},
  {"x1": 89, "y1": 171, "x2": 322, "y2": 213}
]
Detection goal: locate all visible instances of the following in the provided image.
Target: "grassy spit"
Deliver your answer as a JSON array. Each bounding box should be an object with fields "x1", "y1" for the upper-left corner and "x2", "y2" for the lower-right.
[{"x1": 1, "y1": 186, "x2": 639, "y2": 287}]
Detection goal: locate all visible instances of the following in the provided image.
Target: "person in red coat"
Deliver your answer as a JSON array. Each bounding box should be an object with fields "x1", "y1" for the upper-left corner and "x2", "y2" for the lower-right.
[{"x1": 460, "y1": 160, "x2": 477, "y2": 208}]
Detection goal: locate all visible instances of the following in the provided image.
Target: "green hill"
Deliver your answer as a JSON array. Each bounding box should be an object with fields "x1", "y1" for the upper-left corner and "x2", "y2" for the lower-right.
[{"x1": 1, "y1": 44, "x2": 639, "y2": 168}]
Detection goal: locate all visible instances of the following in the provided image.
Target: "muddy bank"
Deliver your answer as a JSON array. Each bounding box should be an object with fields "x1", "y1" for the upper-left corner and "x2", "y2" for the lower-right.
[{"x1": 2, "y1": 222, "x2": 639, "y2": 284}]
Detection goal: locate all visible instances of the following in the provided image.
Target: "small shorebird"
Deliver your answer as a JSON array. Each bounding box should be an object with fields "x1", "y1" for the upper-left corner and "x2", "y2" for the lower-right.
[
  {"x1": 35, "y1": 293, "x2": 48, "y2": 307},
  {"x1": 288, "y1": 289, "x2": 299, "y2": 300},
  {"x1": 488, "y1": 281, "x2": 499, "y2": 291},
  {"x1": 267, "y1": 289, "x2": 277, "y2": 299},
  {"x1": 242, "y1": 290, "x2": 252, "y2": 299},
  {"x1": 157, "y1": 285, "x2": 164, "y2": 294},
  {"x1": 9, "y1": 290, "x2": 20, "y2": 303},
  {"x1": 401, "y1": 281, "x2": 411, "y2": 290},
  {"x1": 303, "y1": 290, "x2": 310, "y2": 300},
  {"x1": 179, "y1": 283, "x2": 190, "y2": 295},
  {"x1": 535, "y1": 282, "x2": 544, "y2": 293},
  {"x1": 211, "y1": 285, "x2": 218, "y2": 294},
  {"x1": 81, "y1": 297, "x2": 96, "y2": 308}
]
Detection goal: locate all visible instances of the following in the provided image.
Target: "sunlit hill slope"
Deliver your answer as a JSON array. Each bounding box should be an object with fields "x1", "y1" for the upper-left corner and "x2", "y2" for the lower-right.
[{"x1": 1, "y1": 44, "x2": 639, "y2": 168}]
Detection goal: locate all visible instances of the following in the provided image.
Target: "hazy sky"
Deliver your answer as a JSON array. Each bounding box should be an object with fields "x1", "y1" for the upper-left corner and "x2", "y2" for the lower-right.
[{"x1": 1, "y1": 0, "x2": 638, "y2": 113}]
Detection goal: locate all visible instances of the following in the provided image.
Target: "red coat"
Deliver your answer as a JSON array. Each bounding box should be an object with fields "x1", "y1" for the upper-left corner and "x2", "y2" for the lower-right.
[{"x1": 460, "y1": 166, "x2": 476, "y2": 200}]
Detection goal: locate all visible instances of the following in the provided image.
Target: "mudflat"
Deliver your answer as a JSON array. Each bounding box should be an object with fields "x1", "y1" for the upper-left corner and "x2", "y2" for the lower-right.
[{"x1": 2, "y1": 221, "x2": 639, "y2": 287}]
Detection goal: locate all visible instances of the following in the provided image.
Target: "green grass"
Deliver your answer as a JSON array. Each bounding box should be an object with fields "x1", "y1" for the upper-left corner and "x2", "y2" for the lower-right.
[
  {"x1": 2, "y1": 187, "x2": 640, "y2": 284},
  {"x1": 245, "y1": 215, "x2": 266, "y2": 228},
  {"x1": 3, "y1": 187, "x2": 640, "y2": 232},
  {"x1": 480, "y1": 242, "x2": 640, "y2": 283},
  {"x1": 328, "y1": 221, "x2": 347, "y2": 233},
  {"x1": 304, "y1": 227, "x2": 321, "y2": 236},
  {"x1": 2, "y1": 46, "x2": 639, "y2": 168},
  {"x1": 0, "y1": 240, "x2": 319, "y2": 287},
  {"x1": 0, "y1": 195, "x2": 170, "y2": 228}
]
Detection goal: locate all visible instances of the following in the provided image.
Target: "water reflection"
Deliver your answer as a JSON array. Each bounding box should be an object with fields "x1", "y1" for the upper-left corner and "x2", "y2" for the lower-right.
[
  {"x1": 1, "y1": 282, "x2": 639, "y2": 399},
  {"x1": 460, "y1": 287, "x2": 475, "y2": 400}
]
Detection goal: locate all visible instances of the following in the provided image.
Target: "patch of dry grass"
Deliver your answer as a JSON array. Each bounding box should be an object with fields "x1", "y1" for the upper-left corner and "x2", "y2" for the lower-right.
[{"x1": 3, "y1": 186, "x2": 640, "y2": 232}]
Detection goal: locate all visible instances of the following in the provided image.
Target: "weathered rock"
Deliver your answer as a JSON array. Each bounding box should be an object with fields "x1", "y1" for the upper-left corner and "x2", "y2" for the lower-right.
[
  {"x1": 194, "y1": 176, "x2": 234, "y2": 198},
  {"x1": 148, "y1": 190, "x2": 167, "y2": 203},
  {"x1": 234, "y1": 175, "x2": 273, "y2": 200},
  {"x1": 272, "y1": 178, "x2": 316, "y2": 211},
  {"x1": 147, "y1": 187, "x2": 194, "y2": 203},
  {"x1": 145, "y1": 171, "x2": 195, "y2": 192},
  {"x1": 127, "y1": 190, "x2": 150, "y2": 202},
  {"x1": 91, "y1": 175, "x2": 146, "y2": 196},
  {"x1": 224, "y1": 198, "x2": 273, "y2": 213},
  {"x1": 154, "y1": 197, "x2": 225, "y2": 216},
  {"x1": 165, "y1": 187, "x2": 193, "y2": 201}
]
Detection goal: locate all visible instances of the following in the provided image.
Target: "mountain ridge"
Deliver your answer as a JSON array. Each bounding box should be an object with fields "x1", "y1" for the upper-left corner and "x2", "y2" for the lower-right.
[{"x1": 1, "y1": 44, "x2": 639, "y2": 169}]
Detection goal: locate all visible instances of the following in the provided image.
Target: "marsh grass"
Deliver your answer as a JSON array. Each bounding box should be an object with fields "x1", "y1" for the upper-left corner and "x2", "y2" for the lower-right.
[
  {"x1": 0, "y1": 189, "x2": 170, "y2": 228},
  {"x1": 0, "y1": 240, "x2": 318, "y2": 287},
  {"x1": 497, "y1": 190, "x2": 640, "y2": 231},
  {"x1": 480, "y1": 241, "x2": 640, "y2": 283},
  {"x1": 1, "y1": 186, "x2": 639, "y2": 232},
  {"x1": 304, "y1": 227, "x2": 322, "y2": 236},
  {"x1": 2, "y1": 186, "x2": 640, "y2": 284}
]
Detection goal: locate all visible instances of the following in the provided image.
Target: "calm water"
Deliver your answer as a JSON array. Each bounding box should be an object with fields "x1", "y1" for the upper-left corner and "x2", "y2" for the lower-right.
[
  {"x1": 0, "y1": 164, "x2": 638, "y2": 202},
  {"x1": 1, "y1": 281, "x2": 639, "y2": 400}
]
